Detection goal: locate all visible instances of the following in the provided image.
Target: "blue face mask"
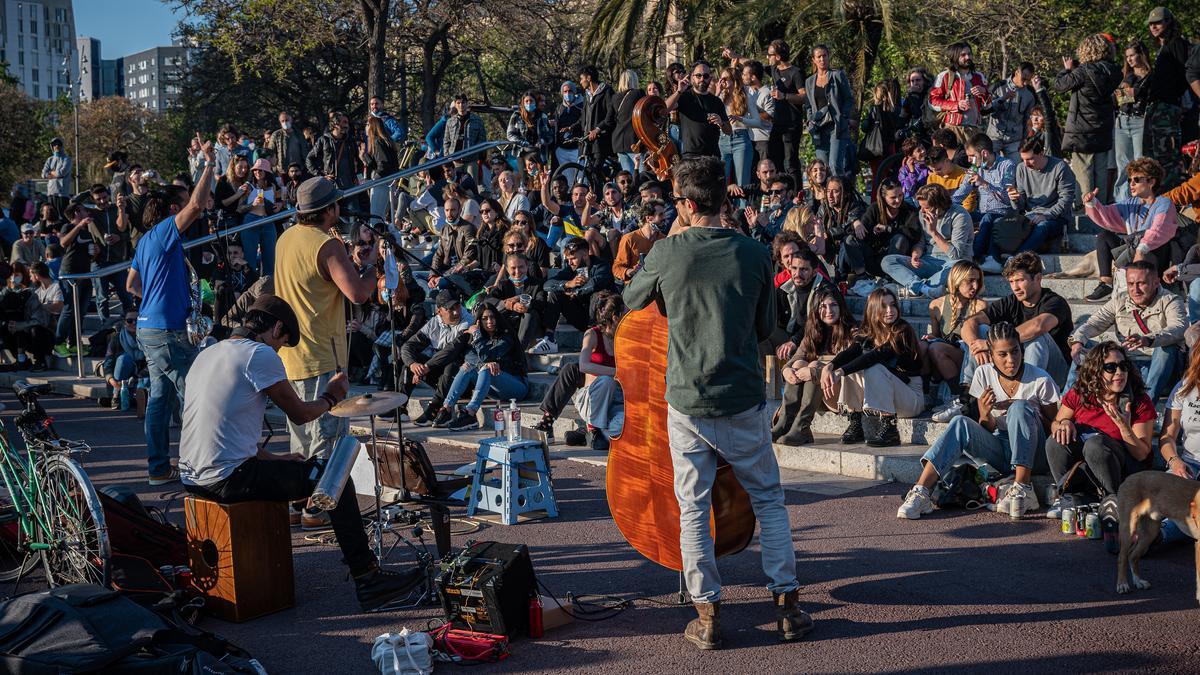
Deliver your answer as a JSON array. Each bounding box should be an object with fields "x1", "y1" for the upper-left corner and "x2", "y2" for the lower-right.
[
  {"x1": 524, "y1": 102, "x2": 537, "y2": 112},
  {"x1": 511, "y1": 275, "x2": 527, "y2": 284}
]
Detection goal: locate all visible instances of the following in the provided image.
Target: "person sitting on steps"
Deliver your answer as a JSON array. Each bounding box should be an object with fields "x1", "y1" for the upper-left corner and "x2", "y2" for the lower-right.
[
  {"x1": 925, "y1": 260, "x2": 986, "y2": 422},
  {"x1": 898, "y1": 321, "x2": 1061, "y2": 520},
  {"x1": 436, "y1": 304, "x2": 529, "y2": 432},
  {"x1": 773, "y1": 287, "x2": 856, "y2": 445}
]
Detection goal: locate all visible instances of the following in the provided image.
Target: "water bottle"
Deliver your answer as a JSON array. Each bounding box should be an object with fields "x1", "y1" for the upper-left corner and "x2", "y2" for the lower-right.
[
  {"x1": 492, "y1": 405, "x2": 504, "y2": 437},
  {"x1": 507, "y1": 399, "x2": 521, "y2": 441}
]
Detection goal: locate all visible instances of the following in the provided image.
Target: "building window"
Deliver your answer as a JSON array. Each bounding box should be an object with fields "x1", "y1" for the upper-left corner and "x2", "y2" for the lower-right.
[
  {"x1": 17, "y1": 36, "x2": 22, "y2": 49},
  {"x1": 31, "y1": 36, "x2": 37, "y2": 50},
  {"x1": 32, "y1": 84, "x2": 38, "y2": 97},
  {"x1": 31, "y1": 69, "x2": 38, "y2": 82},
  {"x1": 55, "y1": 8, "x2": 65, "y2": 22},
  {"x1": 18, "y1": 52, "x2": 24, "y2": 65},
  {"x1": 30, "y1": 21, "x2": 36, "y2": 35}
]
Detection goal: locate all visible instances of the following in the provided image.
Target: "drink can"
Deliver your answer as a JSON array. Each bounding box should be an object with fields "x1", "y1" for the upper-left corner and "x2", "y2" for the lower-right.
[
  {"x1": 1076, "y1": 507, "x2": 1089, "y2": 537},
  {"x1": 159, "y1": 565, "x2": 175, "y2": 585},
  {"x1": 1085, "y1": 513, "x2": 1101, "y2": 539},
  {"x1": 174, "y1": 565, "x2": 192, "y2": 587},
  {"x1": 1061, "y1": 507, "x2": 1076, "y2": 534}
]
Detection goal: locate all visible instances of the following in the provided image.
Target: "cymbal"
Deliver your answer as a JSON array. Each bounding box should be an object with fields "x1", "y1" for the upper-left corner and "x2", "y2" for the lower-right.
[{"x1": 328, "y1": 391, "x2": 409, "y2": 418}]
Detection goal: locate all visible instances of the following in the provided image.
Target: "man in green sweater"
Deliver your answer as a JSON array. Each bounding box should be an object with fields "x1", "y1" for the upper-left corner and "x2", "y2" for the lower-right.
[{"x1": 623, "y1": 157, "x2": 812, "y2": 650}]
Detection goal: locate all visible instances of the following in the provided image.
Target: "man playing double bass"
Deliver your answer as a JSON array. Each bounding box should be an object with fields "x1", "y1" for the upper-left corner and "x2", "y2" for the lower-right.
[{"x1": 623, "y1": 156, "x2": 812, "y2": 650}]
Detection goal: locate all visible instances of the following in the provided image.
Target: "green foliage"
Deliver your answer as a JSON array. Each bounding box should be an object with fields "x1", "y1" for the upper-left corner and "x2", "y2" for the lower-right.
[{"x1": 0, "y1": 82, "x2": 46, "y2": 200}]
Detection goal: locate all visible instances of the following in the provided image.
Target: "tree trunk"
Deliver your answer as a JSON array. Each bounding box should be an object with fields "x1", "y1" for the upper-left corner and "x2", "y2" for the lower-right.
[
  {"x1": 420, "y1": 23, "x2": 454, "y2": 132},
  {"x1": 359, "y1": 0, "x2": 392, "y2": 101}
]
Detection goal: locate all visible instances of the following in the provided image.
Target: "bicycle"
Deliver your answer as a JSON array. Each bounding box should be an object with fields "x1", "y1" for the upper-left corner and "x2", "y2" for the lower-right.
[
  {"x1": 552, "y1": 138, "x2": 620, "y2": 192},
  {"x1": 0, "y1": 381, "x2": 110, "y2": 588}
]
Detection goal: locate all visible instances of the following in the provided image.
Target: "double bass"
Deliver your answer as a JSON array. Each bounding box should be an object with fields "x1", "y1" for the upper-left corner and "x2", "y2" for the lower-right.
[
  {"x1": 607, "y1": 302, "x2": 757, "y2": 571},
  {"x1": 631, "y1": 95, "x2": 679, "y2": 182}
]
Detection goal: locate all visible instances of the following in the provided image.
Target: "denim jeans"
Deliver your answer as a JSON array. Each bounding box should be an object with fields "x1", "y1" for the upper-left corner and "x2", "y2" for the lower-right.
[
  {"x1": 238, "y1": 212, "x2": 278, "y2": 276},
  {"x1": 617, "y1": 153, "x2": 638, "y2": 175},
  {"x1": 881, "y1": 254, "x2": 955, "y2": 296},
  {"x1": 973, "y1": 211, "x2": 1014, "y2": 261},
  {"x1": 667, "y1": 402, "x2": 797, "y2": 603},
  {"x1": 1064, "y1": 341, "x2": 1182, "y2": 402},
  {"x1": 1017, "y1": 216, "x2": 1067, "y2": 254},
  {"x1": 555, "y1": 147, "x2": 580, "y2": 185},
  {"x1": 445, "y1": 367, "x2": 528, "y2": 411},
  {"x1": 55, "y1": 279, "x2": 91, "y2": 345},
  {"x1": 961, "y1": 329, "x2": 1068, "y2": 389},
  {"x1": 370, "y1": 183, "x2": 391, "y2": 223},
  {"x1": 1189, "y1": 278, "x2": 1200, "y2": 324},
  {"x1": 107, "y1": 353, "x2": 138, "y2": 398},
  {"x1": 811, "y1": 126, "x2": 850, "y2": 178},
  {"x1": 137, "y1": 327, "x2": 197, "y2": 476},
  {"x1": 719, "y1": 129, "x2": 754, "y2": 188},
  {"x1": 922, "y1": 399, "x2": 1048, "y2": 479},
  {"x1": 94, "y1": 265, "x2": 134, "y2": 319},
  {"x1": 1112, "y1": 113, "x2": 1145, "y2": 201}
]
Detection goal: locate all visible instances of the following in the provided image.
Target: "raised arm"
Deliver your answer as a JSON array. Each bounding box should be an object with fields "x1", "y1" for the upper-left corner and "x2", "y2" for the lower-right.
[{"x1": 176, "y1": 134, "x2": 217, "y2": 233}]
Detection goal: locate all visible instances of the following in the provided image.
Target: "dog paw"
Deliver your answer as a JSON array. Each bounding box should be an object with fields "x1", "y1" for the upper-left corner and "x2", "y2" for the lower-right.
[
  {"x1": 1116, "y1": 583, "x2": 1131, "y2": 594},
  {"x1": 1134, "y1": 578, "x2": 1152, "y2": 590}
]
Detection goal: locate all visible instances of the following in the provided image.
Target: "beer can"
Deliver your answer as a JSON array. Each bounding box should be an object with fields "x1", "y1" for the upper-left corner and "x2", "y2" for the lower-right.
[
  {"x1": 1075, "y1": 507, "x2": 1089, "y2": 537},
  {"x1": 1061, "y1": 507, "x2": 1077, "y2": 534},
  {"x1": 1085, "y1": 513, "x2": 1101, "y2": 539},
  {"x1": 174, "y1": 565, "x2": 192, "y2": 587},
  {"x1": 159, "y1": 565, "x2": 175, "y2": 585}
]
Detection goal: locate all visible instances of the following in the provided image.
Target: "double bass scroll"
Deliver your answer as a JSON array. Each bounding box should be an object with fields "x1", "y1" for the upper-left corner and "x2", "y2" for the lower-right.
[{"x1": 631, "y1": 95, "x2": 679, "y2": 182}]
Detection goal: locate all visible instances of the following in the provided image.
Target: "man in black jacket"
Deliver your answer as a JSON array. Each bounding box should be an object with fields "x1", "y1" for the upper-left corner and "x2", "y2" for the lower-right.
[
  {"x1": 580, "y1": 66, "x2": 617, "y2": 172},
  {"x1": 554, "y1": 82, "x2": 584, "y2": 175},
  {"x1": 306, "y1": 113, "x2": 359, "y2": 190},
  {"x1": 541, "y1": 236, "x2": 615, "y2": 335},
  {"x1": 484, "y1": 253, "x2": 546, "y2": 349}
]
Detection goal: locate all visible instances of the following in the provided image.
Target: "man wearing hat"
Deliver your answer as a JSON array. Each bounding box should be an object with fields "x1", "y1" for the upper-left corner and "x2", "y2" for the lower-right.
[
  {"x1": 1144, "y1": 6, "x2": 1192, "y2": 189},
  {"x1": 10, "y1": 224, "x2": 46, "y2": 267},
  {"x1": 40, "y1": 138, "x2": 72, "y2": 216},
  {"x1": 274, "y1": 176, "x2": 384, "y2": 527},
  {"x1": 178, "y1": 294, "x2": 425, "y2": 612},
  {"x1": 125, "y1": 134, "x2": 218, "y2": 485}
]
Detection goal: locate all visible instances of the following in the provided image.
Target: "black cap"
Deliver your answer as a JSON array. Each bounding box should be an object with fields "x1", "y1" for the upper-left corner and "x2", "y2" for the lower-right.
[
  {"x1": 247, "y1": 294, "x2": 301, "y2": 348},
  {"x1": 434, "y1": 289, "x2": 460, "y2": 309}
]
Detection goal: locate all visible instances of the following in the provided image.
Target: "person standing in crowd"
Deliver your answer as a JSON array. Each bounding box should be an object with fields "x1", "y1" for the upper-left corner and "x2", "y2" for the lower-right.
[
  {"x1": 579, "y1": 66, "x2": 617, "y2": 173},
  {"x1": 1055, "y1": 34, "x2": 1123, "y2": 207},
  {"x1": 624, "y1": 156, "x2": 811, "y2": 650},
  {"x1": 87, "y1": 185, "x2": 134, "y2": 320},
  {"x1": 553, "y1": 82, "x2": 584, "y2": 179},
  {"x1": 507, "y1": 90, "x2": 554, "y2": 160},
  {"x1": 283, "y1": 162, "x2": 307, "y2": 210},
  {"x1": 881, "y1": 183, "x2": 972, "y2": 298},
  {"x1": 237, "y1": 158, "x2": 285, "y2": 276},
  {"x1": 1142, "y1": 6, "x2": 1191, "y2": 189},
  {"x1": 765, "y1": 39, "x2": 807, "y2": 177},
  {"x1": 273, "y1": 176, "x2": 384, "y2": 528},
  {"x1": 368, "y1": 95, "x2": 407, "y2": 143},
  {"x1": 899, "y1": 321, "x2": 1060, "y2": 520},
  {"x1": 1005, "y1": 136, "x2": 1077, "y2": 257},
  {"x1": 40, "y1": 137, "x2": 72, "y2": 216},
  {"x1": 125, "y1": 134, "x2": 217, "y2": 486},
  {"x1": 717, "y1": 66, "x2": 761, "y2": 188},
  {"x1": 1087, "y1": 157, "x2": 1179, "y2": 301},
  {"x1": 52, "y1": 204, "x2": 96, "y2": 358},
  {"x1": 442, "y1": 93, "x2": 487, "y2": 183},
  {"x1": 267, "y1": 111, "x2": 310, "y2": 173},
  {"x1": 665, "y1": 61, "x2": 732, "y2": 159},
  {"x1": 1113, "y1": 42, "x2": 1152, "y2": 201},
  {"x1": 899, "y1": 67, "x2": 932, "y2": 142},
  {"x1": 741, "y1": 60, "x2": 775, "y2": 165},
  {"x1": 930, "y1": 42, "x2": 990, "y2": 144},
  {"x1": 362, "y1": 114, "x2": 400, "y2": 223},
  {"x1": 117, "y1": 167, "x2": 153, "y2": 246},
  {"x1": 804, "y1": 44, "x2": 855, "y2": 178},
  {"x1": 307, "y1": 112, "x2": 359, "y2": 191},
  {"x1": 986, "y1": 62, "x2": 1035, "y2": 157},
  {"x1": 611, "y1": 71, "x2": 645, "y2": 175}
]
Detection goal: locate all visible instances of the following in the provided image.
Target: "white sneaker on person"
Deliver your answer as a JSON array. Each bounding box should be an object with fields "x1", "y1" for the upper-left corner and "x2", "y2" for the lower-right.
[
  {"x1": 995, "y1": 482, "x2": 1039, "y2": 519},
  {"x1": 980, "y1": 257, "x2": 1005, "y2": 274},
  {"x1": 931, "y1": 400, "x2": 964, "y2": 423},
  {"x1": 848, "y1": 279, "x2": 877, "y2": 297},
  {"x1": 897, "y1": 485, "x2": 934, "y2": 520},
  {"x1": 1045, "y1": 493, "x2": 1077, "y2": 520},
  {"x1": 528, "y1": 336, "x2": 559, "y2": 355},
  {"x1": 897, "y1": 285, "x2": 925, "y2": 299}
]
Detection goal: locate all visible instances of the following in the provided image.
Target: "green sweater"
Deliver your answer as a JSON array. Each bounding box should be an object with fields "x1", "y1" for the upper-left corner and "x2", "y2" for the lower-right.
[{"x1": 623, "y1": 226, "x2": 776, "y2": 417}]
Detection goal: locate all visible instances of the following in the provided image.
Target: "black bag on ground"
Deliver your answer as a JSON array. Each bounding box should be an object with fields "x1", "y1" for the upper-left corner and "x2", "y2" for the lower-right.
[
  {"x1": 931, "y1": 464, "x2": 984, "y2": 509},
  {"x1": 0, "y1": 583, "x2": 261, "y2": 674},
  {"x1": 989, "y1": 212, "x2": 1033, "y2": 255}
]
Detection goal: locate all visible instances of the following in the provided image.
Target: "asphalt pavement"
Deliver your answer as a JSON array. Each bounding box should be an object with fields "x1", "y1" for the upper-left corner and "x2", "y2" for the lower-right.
[{"x1": 4, "y1": 391, "x2": 1199, "y2": 674}]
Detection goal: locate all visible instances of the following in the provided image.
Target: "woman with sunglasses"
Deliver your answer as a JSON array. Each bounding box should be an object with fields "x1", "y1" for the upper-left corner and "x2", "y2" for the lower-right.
[
  {"x1": 438, "y1": 304, "x2": 529, "y2": 432},
  {"x1": 508, "y1": 213, "x2": 551, "y2": 277},
  {"x1": 101, "y1": 307, "x2": 148, "y2": 411},
  {"x1": 1085, "y1": 157, "x2": 1178, "y2": 301},
  {"x1": 1046, "y1": 342, "x2": 1155, "y2": 513}
]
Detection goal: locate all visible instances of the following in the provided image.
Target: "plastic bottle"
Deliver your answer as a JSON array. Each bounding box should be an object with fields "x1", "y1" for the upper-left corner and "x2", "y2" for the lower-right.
[
  {"x1": 492, "y1": 405, "x2": 505, "y2": 437},
  {"x1": 507, "y1": 399, "x2": 521, "y2": 441}
]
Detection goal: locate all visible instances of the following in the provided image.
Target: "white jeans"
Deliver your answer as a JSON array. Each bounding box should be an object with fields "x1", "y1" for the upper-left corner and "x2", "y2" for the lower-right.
[{"x1": 838, "y1": 365, "x2": 924, "y2": 417}]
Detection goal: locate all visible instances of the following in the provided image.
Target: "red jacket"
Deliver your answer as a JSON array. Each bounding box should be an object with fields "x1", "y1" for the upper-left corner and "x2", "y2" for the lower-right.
[{"x1": 930, "y1": 70, "x2": 990, "y2": 128}]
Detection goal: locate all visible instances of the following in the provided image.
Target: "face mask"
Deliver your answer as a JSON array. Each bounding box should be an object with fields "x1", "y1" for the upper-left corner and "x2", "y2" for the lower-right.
[
  {"x1": 12, "y1": 276, "x2": 21, "y2": 285},
  {"x1": 240, "y1": 140, "x2": 250, "y2": 148},
  {"x1": 524, "y1": 102, "x2": 537, "y2": 112},
  {"x1": 562, "y1": 93, "x2": 572, "y2": 104},
  {"x1": 281, "y1": 121, "x2": 292, "y2": 130},
  {"x1": 446, "y1": 216, "x2": 459, "y2": 225},
  {"x1": 511, "y1": 275, "x2": 527, "y2": 284},
  {"x1": 248, "y1": 142, "x2": 256, "y2": 150}
]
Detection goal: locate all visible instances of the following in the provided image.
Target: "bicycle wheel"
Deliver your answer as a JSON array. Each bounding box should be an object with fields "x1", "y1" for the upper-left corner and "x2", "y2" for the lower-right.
[
  {"x1": 551, "y1": 161, "x2": 595, "y2": 191},
  {"x1": 36, "y1": 455, "x2": 110, "y2": 587},
  {"x1": 0, "y1": 449, "x2": 39, "y2": 581}
]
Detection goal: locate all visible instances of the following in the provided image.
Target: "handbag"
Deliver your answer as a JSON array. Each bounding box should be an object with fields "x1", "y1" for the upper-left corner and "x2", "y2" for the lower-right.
[
  {"x1": 989, "y1": 212, "x2": 1034, "y2": 254},
  {"x1": 857, "y1": 108, "x2": 886, "y2": 160}
]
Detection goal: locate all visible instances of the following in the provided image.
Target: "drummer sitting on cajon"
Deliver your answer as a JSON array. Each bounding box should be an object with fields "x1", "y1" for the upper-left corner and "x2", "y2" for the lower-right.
[{"x1": 178, "y1": 294, "x2": 424, "y2": 612}]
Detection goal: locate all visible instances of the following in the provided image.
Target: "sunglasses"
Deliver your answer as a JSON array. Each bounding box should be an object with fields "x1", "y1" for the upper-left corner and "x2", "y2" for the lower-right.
[
  {"x1": 513, "y1": 219, "x2": 530, "y2": 225},
  {"x1": 124, "y1": 318, "x2": 137, "y2": 324},
  {"x1": 1129, "y1": 176, "x2": 1151, "y2": 184},
  {"x1": 564, "y1": 241, "x2": 587, "y2": 252},
  {"x1": 768, "y1": 189, "x2": 786, "y2": 195},
  {"x1": 1102, "y1": 361, "x2": 1131, "y2": 374},
  {"x1": 693, "y1": 73, "x2": 712, "y2": 80}
]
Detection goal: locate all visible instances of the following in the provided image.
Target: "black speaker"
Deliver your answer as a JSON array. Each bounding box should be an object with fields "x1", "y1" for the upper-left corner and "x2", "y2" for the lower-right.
[{"x1": 437, "y1": 541, "x2": 537, "y2": 637}]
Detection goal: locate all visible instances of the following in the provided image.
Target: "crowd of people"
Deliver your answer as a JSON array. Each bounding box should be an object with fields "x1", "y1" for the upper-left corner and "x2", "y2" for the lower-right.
[{"x1": 2, "y1": 3, "x2": 1200, "y2": 639}]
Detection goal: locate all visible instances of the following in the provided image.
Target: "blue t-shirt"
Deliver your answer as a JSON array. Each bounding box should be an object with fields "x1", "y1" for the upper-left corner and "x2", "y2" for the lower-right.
[{"x1": 131, "y1": 216, "x2": 190, "y2": 330}]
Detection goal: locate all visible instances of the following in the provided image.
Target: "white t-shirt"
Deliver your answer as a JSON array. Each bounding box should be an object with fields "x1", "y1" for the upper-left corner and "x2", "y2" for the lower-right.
[
  {"x1": 35, "y1": 283, "x2": 63, "y2": 307},
  {"x1": 1167, "y1": 382, "x2": 1200, "y2": 465},
  {"x1": 968, "y1": 363, "x2": 1060, "y2": 431},
  {"x1": 179, "y1": 338, "x2": 288, "y2": 486}
]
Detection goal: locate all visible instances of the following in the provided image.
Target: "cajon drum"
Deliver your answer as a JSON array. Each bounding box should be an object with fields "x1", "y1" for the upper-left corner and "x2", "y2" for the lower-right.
[{"x1": 183, "y1": 497, "x2": 294, "y2": 622}]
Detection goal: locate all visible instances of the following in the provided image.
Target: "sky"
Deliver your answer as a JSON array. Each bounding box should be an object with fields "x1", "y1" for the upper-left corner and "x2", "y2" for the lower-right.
[{"x1": 73, "y1": 0, "x2": 186, "y2": 59}]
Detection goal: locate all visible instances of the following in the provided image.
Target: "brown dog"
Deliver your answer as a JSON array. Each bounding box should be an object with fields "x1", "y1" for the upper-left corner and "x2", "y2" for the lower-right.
[{"x1": 1115, "y1": 471, "x2": 1200, "y2": 599}]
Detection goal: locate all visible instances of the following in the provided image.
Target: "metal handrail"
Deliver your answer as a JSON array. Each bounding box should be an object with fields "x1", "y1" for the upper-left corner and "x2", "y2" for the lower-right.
[{"x1": 60, "y1": 140, "x2": 506, "y2": 377}]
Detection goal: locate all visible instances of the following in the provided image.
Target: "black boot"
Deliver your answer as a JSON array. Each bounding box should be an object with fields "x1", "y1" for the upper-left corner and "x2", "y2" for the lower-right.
[
  {"x1": 865, "y1": 414, "x2": 900, "y2": 447},
  {"x1": 841, "y1": 412, "x2": 864, "y2": 444},
  {"x1": 771, "y1": 384, "x2": 803, "y2": 442},
  {"x1": 779, "y1": 381, "x2": 821, "y2": 445},
  {"x1": 354, "y1": 563, "x2": 426, "y2": 612}
]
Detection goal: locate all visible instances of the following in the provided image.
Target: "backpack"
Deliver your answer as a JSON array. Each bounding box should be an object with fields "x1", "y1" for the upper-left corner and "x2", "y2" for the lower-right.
[
  {"x1": 0, "y1": 583, "x2": 263, "y2": 674},
  {"x1": 930, "y1": 464, "x2": 984, "y2": 509}
]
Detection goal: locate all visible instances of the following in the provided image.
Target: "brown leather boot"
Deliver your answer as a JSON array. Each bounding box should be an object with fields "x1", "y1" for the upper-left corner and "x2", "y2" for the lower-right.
[
  {"x1": 774, "y1": 590, "x2": 814, "y2": 642},
  {"x1": 684, "y1": 601, "x2": 722, "y2": 650}
]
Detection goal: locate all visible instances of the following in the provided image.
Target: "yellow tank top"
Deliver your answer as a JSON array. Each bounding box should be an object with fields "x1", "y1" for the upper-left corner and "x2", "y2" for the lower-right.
[{"x1": 274, "y1": 225, "x2": 345, "y2": 380}]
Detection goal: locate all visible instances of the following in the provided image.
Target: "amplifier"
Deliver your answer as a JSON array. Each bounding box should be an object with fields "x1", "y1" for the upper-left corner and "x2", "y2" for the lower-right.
[{"x1": 437, "y1": 541, "x2": 537, "y2": 637}]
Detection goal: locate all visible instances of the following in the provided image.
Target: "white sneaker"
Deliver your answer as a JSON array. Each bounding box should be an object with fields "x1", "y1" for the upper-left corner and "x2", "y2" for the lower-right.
[
  {"x1": 848, "y1": 279, "x2": 877, "y2": 297},
  {"x1": 980, "y1": 257, "x2": 1004, "y2": 275},
  {"x1": 897, "y1": 285, "x2": 926, "y2": 299},
  {"x1": 528, "y1": 336, "x2": 559, "y2": 355},
  {"x1": 897, "y1": 485, "x2": 934, "y2": 520},
  {"x1": 930, "y1": 400, "x2": 964, "y2": 423},
  {"x1": 1045, "y1": 493, "x2": 1077, "y2": 520},
  {"x1": 996, "y1": 482, "x2": 1039, "y2": 519}
]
